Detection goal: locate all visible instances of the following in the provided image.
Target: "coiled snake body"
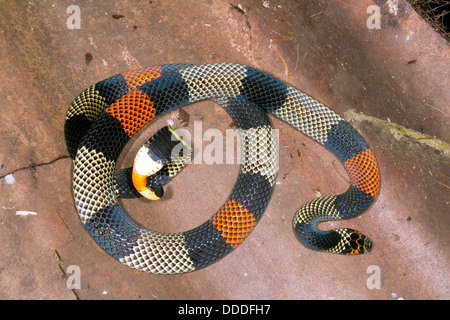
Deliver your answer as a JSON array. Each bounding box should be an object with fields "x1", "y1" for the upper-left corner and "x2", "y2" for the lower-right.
[{"x1": 65, "y1": 64, "x2": 380, "y2": 274}]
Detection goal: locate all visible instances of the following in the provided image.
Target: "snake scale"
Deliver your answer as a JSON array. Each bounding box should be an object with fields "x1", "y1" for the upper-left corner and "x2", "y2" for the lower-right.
[{"x1": 64, "y1": 63, "x2": 380, "y2": 274}]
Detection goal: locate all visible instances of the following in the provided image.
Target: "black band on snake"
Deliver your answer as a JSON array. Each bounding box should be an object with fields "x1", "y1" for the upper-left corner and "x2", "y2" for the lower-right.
[{"x1": 64, "y1": 64, "x2": 380, "y2": 274}]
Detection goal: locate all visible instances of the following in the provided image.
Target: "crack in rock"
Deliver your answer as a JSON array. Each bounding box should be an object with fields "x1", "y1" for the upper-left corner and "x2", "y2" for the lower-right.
[{"x1": 0, "y1": 155, "x2": 70, "y2": 180}]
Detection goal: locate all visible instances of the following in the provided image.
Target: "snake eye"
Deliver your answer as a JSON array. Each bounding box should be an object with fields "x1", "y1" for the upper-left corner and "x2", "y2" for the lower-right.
[{"x1": 154, "y1": 184, "x2": 164, "y2": 199}]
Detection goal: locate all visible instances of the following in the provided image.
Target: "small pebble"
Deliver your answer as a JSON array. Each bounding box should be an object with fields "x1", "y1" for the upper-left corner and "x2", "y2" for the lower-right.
[{"x1": 5, "y1": 174, "x2": 15, "y2": 185}]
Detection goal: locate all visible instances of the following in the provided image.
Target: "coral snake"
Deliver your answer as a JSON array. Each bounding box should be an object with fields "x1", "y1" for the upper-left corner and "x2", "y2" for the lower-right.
[{"x1": 64, "y1": 63, "x2": 380, "y2": 274}]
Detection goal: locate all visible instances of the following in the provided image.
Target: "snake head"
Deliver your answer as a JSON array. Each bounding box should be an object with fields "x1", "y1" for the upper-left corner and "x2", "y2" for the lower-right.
[{"x1": 132, "y1": 125, "x2": 190, "y2": 200}]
